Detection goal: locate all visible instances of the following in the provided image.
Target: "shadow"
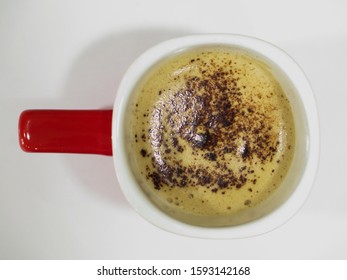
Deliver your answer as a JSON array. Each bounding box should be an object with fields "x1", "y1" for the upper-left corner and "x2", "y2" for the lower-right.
[{"x1": 59, "y1": 28, "x2": 194, "y2": 206}]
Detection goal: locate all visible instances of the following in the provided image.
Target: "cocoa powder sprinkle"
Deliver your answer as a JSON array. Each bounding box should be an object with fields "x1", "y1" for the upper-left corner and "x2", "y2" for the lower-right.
[{"x1": 137, "y1": 51, "x2": 283, "y2": 193}]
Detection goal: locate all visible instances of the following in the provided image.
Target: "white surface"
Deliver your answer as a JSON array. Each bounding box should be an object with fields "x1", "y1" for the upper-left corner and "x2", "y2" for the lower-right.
[{"x1": 0, "y1": 0, "x2": 346, "y2": 259}]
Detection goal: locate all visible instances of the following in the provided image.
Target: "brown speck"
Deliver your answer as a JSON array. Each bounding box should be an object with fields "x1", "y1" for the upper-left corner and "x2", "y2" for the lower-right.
[
  {"x1": 205, "y1": 152, "x2": 217, "y2": 161},
  {"x1": 140, "y1": 149, "x2": 147, "y2": 157},
  {"x1": 244, "y1": 199, "x2": 252, "y2": 206},
  {"x1": 217, "y1": 178, "x2": 229, "y2": 188},
  {"x1": 240, "y1": 142, "x2": 250, "y2": 158},
  {"x1": 177, "y1": 145, "x2": 184, "y2": 153},
  {"x1": 172, "y1": 137, "x2": 178, "y2": 147},
  {"x1": 149, "y1": 172, "x2": 161, "y2": 190}
]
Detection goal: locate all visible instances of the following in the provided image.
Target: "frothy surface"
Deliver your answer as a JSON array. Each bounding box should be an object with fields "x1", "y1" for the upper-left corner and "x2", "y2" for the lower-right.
[{"x1": 128, "y1": 46, "x2": 295, "y2": 226}]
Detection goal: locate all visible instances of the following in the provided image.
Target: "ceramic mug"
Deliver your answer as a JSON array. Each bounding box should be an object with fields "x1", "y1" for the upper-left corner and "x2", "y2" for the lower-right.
[{"x1": 19, "y1": 34, "x2": 319, "y2": 239}]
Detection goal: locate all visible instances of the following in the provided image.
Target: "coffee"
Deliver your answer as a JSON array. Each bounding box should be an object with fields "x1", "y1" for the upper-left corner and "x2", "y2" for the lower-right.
[{"x1": 126, "y1": 46, "x2": 295, "y2": 226}]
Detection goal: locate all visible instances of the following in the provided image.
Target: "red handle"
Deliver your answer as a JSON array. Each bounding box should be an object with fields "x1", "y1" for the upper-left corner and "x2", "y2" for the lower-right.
[{"x1": 19, "y1": 110, "x2": 113, "y2": 156}]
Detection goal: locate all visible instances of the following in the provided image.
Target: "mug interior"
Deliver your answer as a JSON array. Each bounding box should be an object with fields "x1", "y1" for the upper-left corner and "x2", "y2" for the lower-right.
[{"x1": 113, "y1": 34, "x2": 318, "y2": 238}]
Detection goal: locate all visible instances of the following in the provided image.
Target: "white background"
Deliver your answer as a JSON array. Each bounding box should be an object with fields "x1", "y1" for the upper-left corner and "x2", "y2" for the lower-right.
[{"x1": 1, "y1": 0, "x2": 346, "y2": 259}]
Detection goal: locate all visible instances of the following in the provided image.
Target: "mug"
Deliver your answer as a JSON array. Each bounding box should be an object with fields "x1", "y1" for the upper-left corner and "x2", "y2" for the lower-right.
[{"x1": 18, "y1": 34, "x2": 319, "y2": 239}]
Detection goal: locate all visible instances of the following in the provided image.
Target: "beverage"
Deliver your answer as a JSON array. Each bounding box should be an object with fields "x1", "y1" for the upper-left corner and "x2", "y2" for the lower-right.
[{"x1": 126, "y1": 46, "x2": 295, "y2": 226}]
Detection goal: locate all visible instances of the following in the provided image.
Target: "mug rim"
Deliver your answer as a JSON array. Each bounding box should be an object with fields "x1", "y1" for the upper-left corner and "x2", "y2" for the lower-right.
[{"x1": 112, "y1": 33, "x2": 319, "y2": 239}]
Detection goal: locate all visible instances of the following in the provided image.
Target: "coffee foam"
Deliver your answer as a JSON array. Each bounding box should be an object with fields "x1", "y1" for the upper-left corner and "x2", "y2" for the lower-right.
[{"x1": 128, "y1": 46, "x2": 295, "y2": 226}]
